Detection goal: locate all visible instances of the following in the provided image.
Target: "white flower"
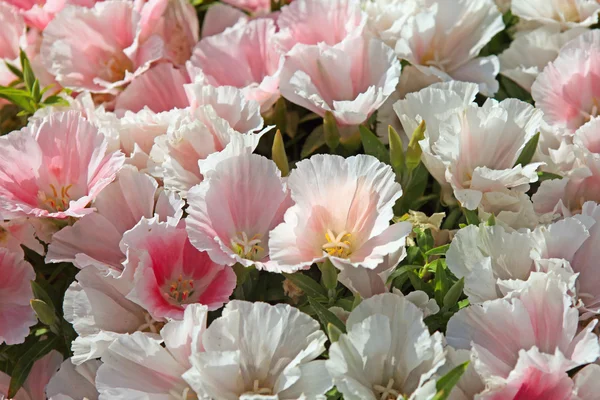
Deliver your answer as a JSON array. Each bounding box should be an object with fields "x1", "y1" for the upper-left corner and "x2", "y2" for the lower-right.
[{"x1": 46, "y1": 358, "x2": 101, "y2": 400}]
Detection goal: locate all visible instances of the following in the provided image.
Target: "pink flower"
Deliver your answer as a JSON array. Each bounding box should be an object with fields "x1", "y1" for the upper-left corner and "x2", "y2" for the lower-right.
[
  {"x1": 0, "y1": 3, "x2": 26, "y2": 87},
  {"x1": 46, "y1": 358, "x2": 100, "y2": 400},
  {"x1": 122, "y1": 217, "x2": 236, "y2": 320},
  {"x1": 4, "y1": 0, "x2": 97, "y2": 31},
  {"x1": 46, "y1": 166, "x2": 183, "y2": 273},
  {"x1": 279, "y1": 35, "x2": 401, "y2": 130},
  {"x1": 221, "y1": 0, "x2": 270, "y2": 15},
  {"x1": 189, "y1": 18, "x2": 284, "y2": 112},
  {"x1": 275, "y1": 0, "x2": 365, "y2": 52},
  {"x1": 200, "y1": 3, "x2": 247, "y2": 37},
  {"x1": 41, "y1": 1, "x2": 164, "y2": 93},
  {"x1": 532, "y1": 30, "x2": 600, "y2": 135},
  {"x1": 446, "y1": 273, "x2": 599, "y2": 380},
  {"x1": 0, "y1": 249, "x2": 37, "y2": 345},
  {"x1": 0, "y1": 219, "x2": 45, "y2": 257},
  {"x1": 186, "y1": 151, "x2": 292, "y2": 272},
  {"x1": 0, "y1": 350, "x2": 63, "y2": 400},
  {"x1": 269, "y1": 154, "x2": 413, "y2": 273},
  {"x1": 115, "y1": 63, "x2": 190, "y2": 113},
  {"x1": 0, "y1": 111, "x2": 125, "y2": 219},
  {"x1": 137, "y1": 0, "x2": 199, "y2": 65}
]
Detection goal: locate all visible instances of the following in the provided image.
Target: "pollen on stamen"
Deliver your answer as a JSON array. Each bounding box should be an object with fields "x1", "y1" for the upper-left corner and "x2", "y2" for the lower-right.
[
  {"x1": 322, "y1": 229, "x2": 352, "y2": 258},
  {"x1": 164, "y1": 277, "x2": 196, "y2": 305},
  {"x1": 230, "y1": 232, "x2": 264, "y2": 261}
]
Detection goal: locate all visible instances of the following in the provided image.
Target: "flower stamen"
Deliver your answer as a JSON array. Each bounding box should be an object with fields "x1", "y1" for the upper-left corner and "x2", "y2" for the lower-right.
[
  {"x1": 322, "y1": 229, "x2": 352, "y2": 258},
  {"x1": 37, "y1": 184, "x2": 74, "y2": 212},
  {"x1": 163, "y1": 275, "x2": 196, "y2": 305},
  {"x1": 231, "y1": 232, "x2": 264, "y2": 261},
  {"x1": 243, "y1": 380, "x2": 273, "y2": 395},
  {"x1": 373, "y1": 378, "x2": 402, "y2": 400}
]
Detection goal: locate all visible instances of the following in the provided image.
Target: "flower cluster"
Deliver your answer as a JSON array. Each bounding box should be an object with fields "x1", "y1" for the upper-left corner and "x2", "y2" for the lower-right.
[{"x1": 1, "y1": 0, "x2": 600, "y2": 399}]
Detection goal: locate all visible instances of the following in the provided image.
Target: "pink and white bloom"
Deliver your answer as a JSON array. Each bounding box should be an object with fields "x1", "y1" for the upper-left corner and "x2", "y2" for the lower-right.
[
  {"x1": 269, "y1": 154, "x2": 412, "y2": 272},
  {"x1": 46, "y1": 358, "x2": 101, "y2": 400},
  {"x1": 3, "y1": 0, "x2": 98, "y2": 30},
  {"x1": 200, "y1": 3, "x2": 248, "y2": 38},
  {"x1": 96, "y1": 304, "x2": 207, "y2": 399},
  {"x1": 0, "y1": 2, "x2": 26, "y2": 87},
  {"x1": 137, "y1": 0, "x2": 199, "y2": 66},
  {"x1": 187, "y1": 151, "x2": 292, "y2": 271},
  {"x1": 122, "y1": 217, "x2": 236, "y2": 320},
  {"x1": 41, "y1": 1, "x2": 163, "y2": 93},
  {"x1": 190, "y1": 18, "x2": 283, "y2": 112},
  {"x1": 573, "y1": 364, "x2": 600, "y2": 400},
  {"x1": 362, "y1": 0, "x2": 418, "y2": 49},
  {"x1": 446, "y1": 273, "x2": 600, "y2": 381},
  {"x1": 0, "y1": 111, "x2": 125, "y2": 219},
  {"x1": 183, "y1": 300, "x2": 332, "y2": 399},
  {"x1": 0, "y1": 350, "x2": 62, "y2": 400},
  {"x1": 280, "y1": 35, "x2": 401, "y2": 131},
  {"x1": 532, "y1": 30, "x2": 600, "y2": 135},
  {"x1": 499, "y1": 26, "x2": 587, "y2": 92},
  {"x1": 221, "y1": 0, "x2": 271, "y2": 15},
  {"x1": 326, "y1": 293, "x2": 445, "y2": 400},
  {"x1": 512, "y1": 0, "x2": 600, "y2": 30},
  {"x1": 0, "y1": 249, "x2": 37, "y2": 345},
  {"x1": 63, "y1": 266, "x2": 157, "y2": 365},
  {"x1": 395, "y1": 0, "x2": 504, "y2": 96},
  {"x1": 46, "y1": 167, "x2": 183, "y2": 273},
  {"x1": 114, "y1": 63, "x2": 190, "y2": 113},
  {"x1": 275, "y1": 0, "x2": 366, "y2": 52},
  {"x1": 0, "y1": 219, "x2": 45, "y2": 257}
]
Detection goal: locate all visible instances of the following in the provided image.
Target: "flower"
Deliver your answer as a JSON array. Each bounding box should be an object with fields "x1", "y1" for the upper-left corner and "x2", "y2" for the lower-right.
[
  {"x1": 0, "y1": 219, "x2": 45, "y2": 257},
  {"x1": 63, "y1": 266, "x2": 158, "y2": 365},
  {"x1": 200, "y1": 3, "x2": 248, "y2": 37},
  {"x1": 186, "y1": 150, "x2": 292, "y2": 271},
  {"x1": 122, "y1": 217, "x2": 236, "y2": 320},
  {"x1": 0, "y1": 2, "x2": 26, "y2": 87},
  {"x1": 46, "y1": 166, "x2": 183, "y2": 273},
  {"x1": 362, "y1": 0, "x2": 418, "y2": 49},
  {"x1": 114, "y1": 63, "x2": 191, "y2": 113},
  {"x1": 512, "y1": 0, "x2": 600, "y2": 30},
  {"x1": 41, "y1": 1, "x2": 164, "y2": 93},
  {"x1": 532, "y1": 30, "x2": 600, "y2": 135},
  {"x1": 326, "y1": 293, "x2": 445, "y2": 400},
  {"x1": 96, "y1": 304, "x2": 207, "y2": 399},
  {"x1": 189, "y1": 18, "x2": 283, "y2": 112},
  {"x1": 221, "y1": 0, "x2": 271, "y2": 15},
  {"x1": 46, "y1": 358, "x2": 101, "y2": 400},
  {"x1": 0, "y1": 111, "x2": 125, "y2": 219},
  {"x1": 269, "y1": 154, "x2": 412, "y2": 272},
  {"x1": 499, "y1": 26, "x2": 587, "y2": 92},
  {"x1": 182, "y1": 300, "x2": 332, "y2": 399},
  {"x1": 0, "y1": 350, "x2": 63, "y2": 400},
  {"x1": 279, "y1": 34, "x2": 401, "y2": 131},
  {"x1": 4, "y1": 0, "x2": 98, "y2": 31},
  {"x1": 0, "y1": 249, "x2": 37, "y2": 345},
  {"x1": 395, "y1": 0, "x2": 504, "y2": 96},
  {"x1": 446, "y1": 272, "x2": 600, "y2": 380},
  {"x1": 275, "y1": 0, "x2": 366, "y2": 52}
]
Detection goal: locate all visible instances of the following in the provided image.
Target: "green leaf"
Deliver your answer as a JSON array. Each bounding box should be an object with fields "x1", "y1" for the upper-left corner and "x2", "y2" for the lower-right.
[
  {"x1": 486, "y1": 214, "x2": 496, "y2": 226},
  {"x1": 514, "y1": 132, "x2": 540, "y2": 167},
  {"x1": 271, "y1": 97, "x2": 287, "y2": 134},
  {"x1": 318, "y1": 259, "x2": 338, "y2": 291},
  {"x1": 462, "y1": 208, "x2": 480, "y2": 226},
  {"x1": 425, "y1": 244, "x2": 451, "y2": 257},
  {"x1": 407, "y1": 270, "x2": 434, "y2": 297},
  {"x1": 323, "y1": 111, "x2": 340, "y2": 150},
  {"x1": 308, "y1": 297, "x2": 346, "y2": 333},
  {"x1": 4, "y1": 61, "x2": 23, "y2": 80},
  {"x1": 406, "y1": 120, "x2": 425, "y2": 171},
  {"x1": 283, "y1": 272, "x2": 328, "y2": 301},
  {"x1": 386, "y1": 264, "x2": 423, "y2": 284},
  {"x1": 20, "y1": 50, "x2": 35, "y2": 94},
  {"x1": 30, "y1": 299, "x2": 57, "y2": 327},
  {"x1": 433, "y1": 361, "x2": 470, "y2": 400},
  {"x1": 0, "y1": 87, "x2": 34, "y2": 112},
  {"x1": 327, "y1": 322, "x2": 343, "y2": 343},
  {"x1": 434, "y1": 259, "x2": 449, "y2": 306},
  {"x1": 416, "y1": 228, "x2": 435, "y2": 253},
  {"x1": 42, "y1": 95, "x2": 69, "y2": 106},
  {"x1": 537, "y1": 171, "x2": 563, "y2": 181},
  {"x1": 301, "y1": 125, "x2": 326, "y2": 158},
  {"x1": 271, "y1": 130, "x2": 289, "y2": 177},
  {"x1": 443, "y1": 278, "x2": 464, "y2": 310},
  {"x1": 388, "y1": 125, "x2": 405, "y2": 176},
  {"x1": 31, "y1": 79, "x2": 40, "y2": 103},
  {"x1": 8, "y1": 336, "x2": 59, "y2": 398},
  {"x1": 30, "y1": 281, "x2": 56, "y2": 312},
  {"x1": 359, "y1": 125, "x2": 390, "y2": 164}
]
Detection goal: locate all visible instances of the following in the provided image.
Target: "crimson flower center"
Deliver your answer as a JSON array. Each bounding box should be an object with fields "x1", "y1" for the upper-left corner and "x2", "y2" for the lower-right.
[{"x1": 163, "y1": 275, "x2": 195, "y2": 305}]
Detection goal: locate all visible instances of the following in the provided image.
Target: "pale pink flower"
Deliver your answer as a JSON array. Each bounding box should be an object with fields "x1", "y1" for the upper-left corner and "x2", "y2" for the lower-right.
[
  {"x1": 0, "y1": 249, "x2": 37, "y2": 345},
  {"x1": 122, "y1": 217, "x2": 236, "y2": 320},
  {"x1": 221, "y1": 0, "x2": 270, "y2": 15},
  {"x1": 137, "y1": 0, "x2": 199, "y2": 65},
  {"x1": 269, "y1": 154, "x2": 413, "y2": 273},
  {"x1": 200, "y1": 3, "x2": 247, "y2": 37},
  {"x1": 41, "y1": 1, "x2": 164, "y2": 93},
  {"x1": 149, "y1": 106, "x2": 264, "y2": 196},
  {"x1": 0, "y1": 111, "x2": 124, "y2": 220},
  {"x1": 395, "y1": 0, "x2": 504, "y2": 96},
  {"x1": 446, "y1": 273, "x2": 600, "y2": 380},
  {"x1": 279, "y1": 35, "x2": 401, "y2": 131},
  {"x1": 46, "y1": 358, "x2": 101, "y2": 400},
  {"x1": 499, "y1": 26, "x2": 587, "y2": 92},
  {"x1": 4, "y1": 0, "x2": 97, "y2": 30},
  {"x1": 512, "y1": 0, "x2": 600, "y2": 30},
  {"x1": 362, "y1": 0, "x2": 418, "y2": 49},
  {"x1": 0, "y1": 350, "x2": 63, "y2": 400},
  {"x1": 275, "y1": 0, "x2": 366, "y2": 52},
  {"x1": 183, "y1": 300, "x2": 331, "y2": 399},
  {"x1": 573, "y1": 364, "x2": 600, "y2": 400},
  {"x1": 532, "y1": 30, "x2": 600, "y2": 135},
  {"x1": 0, "y1": 219, "x2": 45, "y2": 257},
  {"x1": 46, "y1": 167, "x2": 183, "y2": 272},
  {"x1": 186, "y1": 151, "x2": 292, "y2": 271},
  {"x1": 0, "y1": 3, "x2": 26, "y2": 87},
  {"x1": 114, "y1": 63, "x2": 190, "y2": 113},
  {"x1": 189, "y1": 18, "x2": 284, "y2": 112},
  {"x1": 571, "y1": 202, "x2": 600, "y2": 316},
  {"x1": 96, "y1": 304, "x2": 207, "y2": 399}
]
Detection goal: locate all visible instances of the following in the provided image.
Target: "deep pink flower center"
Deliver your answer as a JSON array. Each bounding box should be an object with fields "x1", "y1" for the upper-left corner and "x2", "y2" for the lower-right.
[
  {"x1": 163, "y1": 275, "x2": 196, "y2": 305},
  {"x1": 37, "y1": 184, "x2": 73, "y2": 212}
]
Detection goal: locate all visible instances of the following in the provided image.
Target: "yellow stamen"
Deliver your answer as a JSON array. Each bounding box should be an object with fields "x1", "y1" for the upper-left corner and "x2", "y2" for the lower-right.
[
  {"x1": 373, "y1": 378, "x2": 402, "y2": 400},
  {"x1": 231, "y1": 232, "x2": 264, "y2": 261},
  {"x1": 322, "y1": 229, "x2": 352, "y2": 258}
]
